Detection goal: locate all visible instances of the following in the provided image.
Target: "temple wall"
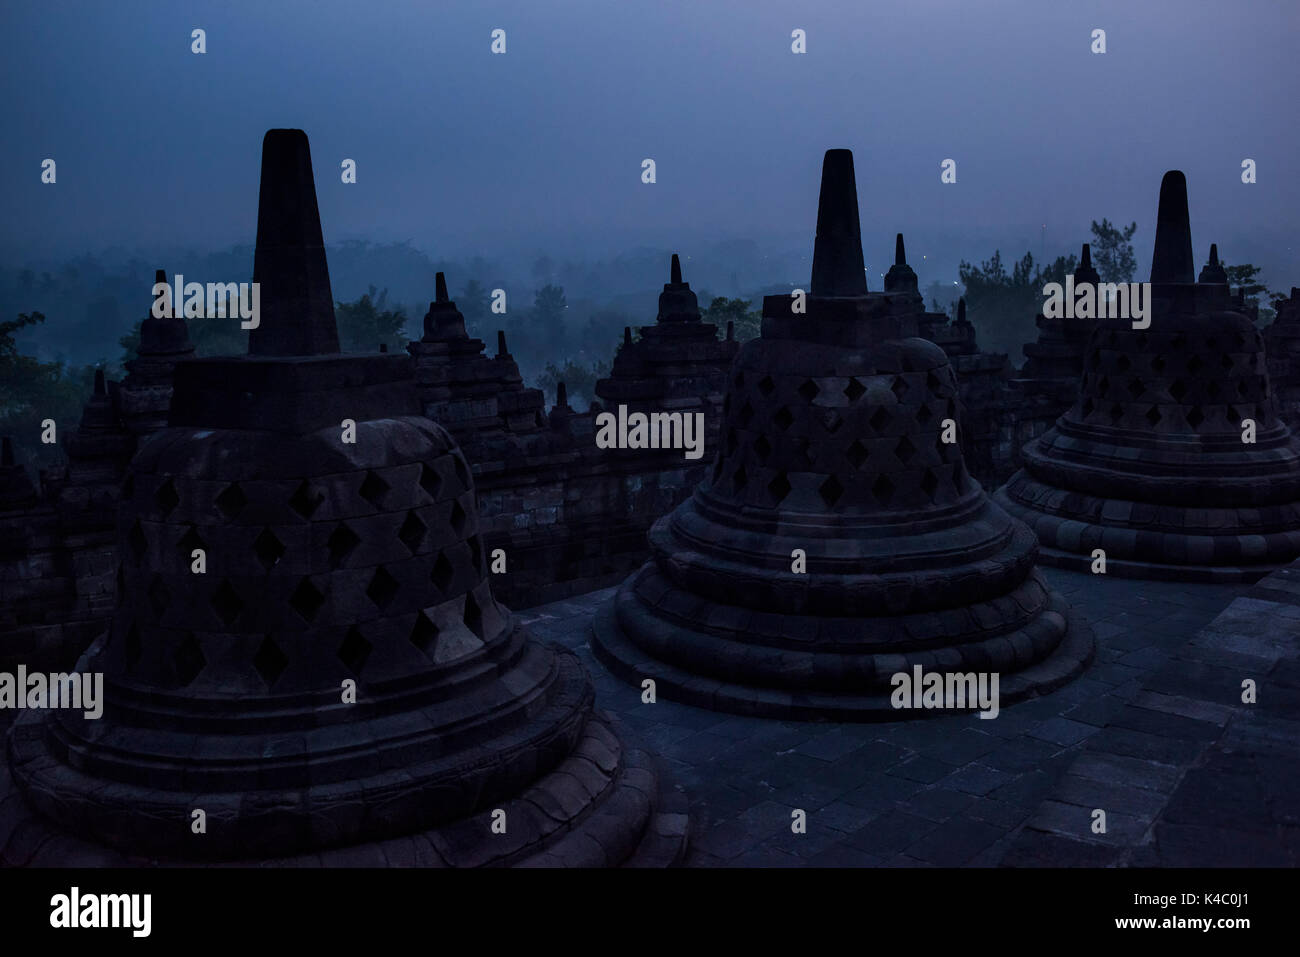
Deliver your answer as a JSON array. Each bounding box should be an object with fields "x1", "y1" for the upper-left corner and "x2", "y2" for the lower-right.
[
  {"x1": 0, "y1": 506, "x2": 109, "y2": 671},
  {"x1": 473, "y1": 424, "x2": 709, "y2": 608}
]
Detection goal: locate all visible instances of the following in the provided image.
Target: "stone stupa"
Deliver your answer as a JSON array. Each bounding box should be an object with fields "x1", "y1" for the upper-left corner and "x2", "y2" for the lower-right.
[
  {"x1": 594, "y1": 253, "x2": 739, "y2": 437},
  {"x1": 119, "y1": 268, "x2": 195, "y2": 437},
  {"x1": 996, "y1": 171, "x2": 1300, "y2": 582},
  {"x1": 1, "y1": 129, "x2": 685, "y2": 867},
  {"x1": 591, "y1": 149, "x2": 1094, "y2": 720},
  {"x1": 407, "y1": 271, "x2": 550, "y2": 452}
]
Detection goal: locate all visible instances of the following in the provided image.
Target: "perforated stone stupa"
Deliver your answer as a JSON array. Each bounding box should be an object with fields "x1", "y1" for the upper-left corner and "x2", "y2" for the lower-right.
[
  {"x1": 996, "y1": 171, "x2": 1300, "y2": 582},
  {"x1": 591, "y1": 149, "x2": 1094, "y2": 720},
  {"x1": 1, "y1": 129, "x2": 685, "y2": 867}
]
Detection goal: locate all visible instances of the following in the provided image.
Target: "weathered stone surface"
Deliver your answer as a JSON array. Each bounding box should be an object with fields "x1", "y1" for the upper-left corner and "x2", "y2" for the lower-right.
[{"x1": 1005, "y1": 554, "x2": 1300, "y2": 866}]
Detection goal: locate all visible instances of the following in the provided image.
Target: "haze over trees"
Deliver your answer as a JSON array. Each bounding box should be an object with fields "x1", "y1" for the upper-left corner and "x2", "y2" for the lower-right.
[
  {"x1": 0, "y1": 225, "x2": 1292, "y2": 472},
  {"x1": 0, "y1": 311, "x2": 99, "y2": 470},
  {"x1": 957, "y1": 219, "x2": 1144, "y2": 356}
]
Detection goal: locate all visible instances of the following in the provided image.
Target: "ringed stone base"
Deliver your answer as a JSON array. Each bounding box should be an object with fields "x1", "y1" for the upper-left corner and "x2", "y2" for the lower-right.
[
  {"x1": 995, "y1": 478, "x2": 1300, "y2": 584},
  {"x1": 0, "y1": 699, "x2": 687, "y2": 868},
  {"x1": 592, "y1": 575, "x2": 1094, "y2": 722}
]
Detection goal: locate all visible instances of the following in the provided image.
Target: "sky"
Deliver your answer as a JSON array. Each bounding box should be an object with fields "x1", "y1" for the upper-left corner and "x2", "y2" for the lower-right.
[{"x1": 1, "y1": 0, "x2": 1297, "y2": 285}]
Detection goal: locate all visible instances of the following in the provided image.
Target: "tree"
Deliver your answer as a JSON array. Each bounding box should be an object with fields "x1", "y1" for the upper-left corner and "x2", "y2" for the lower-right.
[
  {"x1": 923, "y1": 279, "x2": 960, "y2": 317},
  {"x1": 1224, "y1": 263, "x2": 1265, "y2": 298},
  {"x1": 535, "y1": 358, "x2": 610, "y2": 409},
  {"x1": 583, "y1": 309, "x2": 632, "y2": 356},
  {"x1": 458, "y1": 279, "x2": 491, "y2": 338},
  {"x1": 532, "y1": 284, "x2": 568, "y2": 344},
  {"x1": 334, "y1": 286, "x2": 409, "y2": 352},
  {"x1": 957, "y1": 249, "x2": 1078, "y2": 356},
  {"x1": 1089, "y1": 219, "x2": 1138, "y2": 283},
  {"x1": 1, "y1": 312, "x2": 99, "y2": 470},
  {"x1": 1224, "y1": 263, "x2": 1275, "y2": 326},
  {"x1": 702, "y1": 296, "x2": 761, "y2": 342}
]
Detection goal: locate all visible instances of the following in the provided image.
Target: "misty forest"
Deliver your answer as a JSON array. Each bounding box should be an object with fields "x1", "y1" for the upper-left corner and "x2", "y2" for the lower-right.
[{"x1": 1, "y1": 223, "x2": 1285, "y2": 472}]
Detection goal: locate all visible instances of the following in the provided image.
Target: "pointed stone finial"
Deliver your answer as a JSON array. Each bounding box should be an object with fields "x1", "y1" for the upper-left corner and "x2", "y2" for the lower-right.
[
  {"x1": 379, "y1": 343, "x2": 387, "y2": 353},
  {"x1": 137, "y1": 266, "x2": 194, "y2": 357},
  {"x1": 1150, "y1": 170, "x2": 1195, "y2": 285},
  {"x1": 957, "y1": 298, "x2": 967, "y2": 324},
  {"x1": 78, "y1": 367, "x2": 120, "y2": 432},
  {"x1": 150, "y1": 268, "x2": 172, "y2": 318},
  {"x1": 421, "y1": 272, "x2": 467, "y2": 341},
  {"x1": 556, "y1": 381, "x2": 568, "y2": 407},
  {"x1": 1198, "y1": 242, "x2": 1228, "y2": 285},
  {"x1": 726, "y1": 320, "x2": 734, "y2": 341},
  {"x1": 884, "y1": 229, "x2": 918, "y2": 295},
  {"x1": 1075, "y1": 242, "x2": 1100, "y2": 287},
  {"x1": 248, "y1": 129, "x2": 340, "y2": 357},
  {"x1": 624, "y1": 326, "x2": 632, "y2": 347},
  {"x1": 657, "y1": 252, "x2": 700, "y2": 322},
  {"x1": 497, "y1": 330, "x2": 508, "y2": 356},
  {"x1": 150, "y1": 268, "x2": 172, "y2": 317},
  {"x1": 1, "y1": 437, "x2": 12, "y2": 467},
  {"x1": 810, "y1": 149, "x2": 868, "y2": 298}
]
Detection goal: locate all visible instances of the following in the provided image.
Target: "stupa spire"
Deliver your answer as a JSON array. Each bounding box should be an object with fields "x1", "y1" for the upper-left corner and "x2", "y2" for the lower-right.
[
  {"x1": 248, "y1": 129, "x2": 340, "y2": 356},
  {"x1": 884, "y1": 230, "x2": 918, "y2": 295},
  {"x1": 422, "y1": 272, "x2": 468, "y2": 341},
  {"x1": 1150, "y1": 170, "x2": 1196, "y2": 285},
  {"x1": 1075, "y1": 243, "x2": 1100, "y2": 286},
  {"x1": 656, "y1": 252, "x2": 700, "y2": 322},
  {"x1": 1198, "y1": 242, "x2": 1228, "y2": 285},
  {"x1": 810, "y1": 149, "x2": 868, "y2": 297}
]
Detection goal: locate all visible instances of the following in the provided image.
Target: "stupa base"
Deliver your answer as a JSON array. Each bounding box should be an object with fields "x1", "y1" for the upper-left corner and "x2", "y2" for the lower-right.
[
  {"x1": 591, "y1": 584, "x2": 1095, "y2": 722},
  {"x1": 995, "y1": 485, "x2": 1300, "y2": 584},
  {"x1": 0, "y1": 707, "x2": 687, "y2": 868}
]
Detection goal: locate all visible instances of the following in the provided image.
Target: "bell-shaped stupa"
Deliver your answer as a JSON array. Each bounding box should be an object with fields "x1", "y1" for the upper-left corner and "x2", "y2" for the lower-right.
[
  {"x1": 996, "y1": 171, "x2": 1300, "y2": 581},
  {"x1": 591, "y1": 149, "x2": 1094, "y2": 720},
  {"x1": 2, "y1": 130, "x2": 685, "y2": 867}
]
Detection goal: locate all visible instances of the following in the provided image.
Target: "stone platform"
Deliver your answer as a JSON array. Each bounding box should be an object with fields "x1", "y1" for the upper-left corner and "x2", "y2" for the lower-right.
[{"x1": 524, "y1": 568, "x2": 1249, "y2": 865}]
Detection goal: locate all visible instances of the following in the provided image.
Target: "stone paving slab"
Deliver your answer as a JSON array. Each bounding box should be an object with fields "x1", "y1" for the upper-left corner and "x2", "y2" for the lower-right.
[
  {"x1": 1003, "y1": 561, "x2": 1300, "y2": 867},
  {"x1": 520, "y1": 566, "x2": 1247, "y2": 866}
]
